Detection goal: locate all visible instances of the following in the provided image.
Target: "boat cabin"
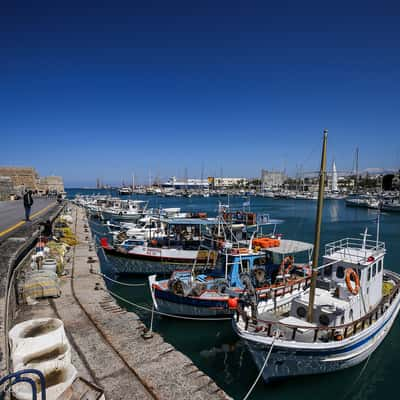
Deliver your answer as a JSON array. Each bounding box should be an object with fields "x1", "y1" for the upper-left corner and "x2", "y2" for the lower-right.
[
  {"x1": 217, "y1": 239, "x2": 313, "y2": 289},
  {"x1": 160, "y1": 217, "x2": 218, "y2": 243},
  {"x1": 289, "y1": 237, "x2": 386, "y2": 327}
]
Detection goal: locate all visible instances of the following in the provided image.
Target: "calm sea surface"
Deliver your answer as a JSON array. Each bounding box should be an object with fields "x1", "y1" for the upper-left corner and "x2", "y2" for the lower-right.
[{"x1": 67, "y1": 189, "x2": 400, "y2": 400}]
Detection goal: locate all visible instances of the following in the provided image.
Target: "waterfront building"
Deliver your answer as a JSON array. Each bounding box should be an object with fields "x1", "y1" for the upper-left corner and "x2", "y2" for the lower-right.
[
  {"x1": 0, "y1": 176, "x2": 13, "y2": 200},
  {"x1": 261, "y1": 169, "x2": 286, "y2": 189},
  {"x1": 38, "y1": 176, "x2": 65, "y2": 194},
  {"x1": 0, "y1": 166, "x2": 64, "y2": 199},
  {"x1": 162, "y1": 176, "x2": 209, "y2": 189},
  {"x1": 0, "y1": 166, "x2": 39, "y2": 192},
  {"x1": 208, "y1": 176, "x2": 248, "y2": 188}
]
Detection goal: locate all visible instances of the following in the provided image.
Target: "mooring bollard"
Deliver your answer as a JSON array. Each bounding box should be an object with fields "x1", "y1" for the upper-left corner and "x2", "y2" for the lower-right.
[
  {"x1": 142, "y1": 305, "x2": 155, "y2": 339},
  {"x1": 87, "y1": 256, "x2": 96, "y2": 273}
]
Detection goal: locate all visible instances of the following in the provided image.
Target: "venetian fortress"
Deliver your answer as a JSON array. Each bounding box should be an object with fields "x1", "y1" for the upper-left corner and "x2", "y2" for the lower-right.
[{"x1": 0, "y1": 166, "x2": 64, "y2": 200}]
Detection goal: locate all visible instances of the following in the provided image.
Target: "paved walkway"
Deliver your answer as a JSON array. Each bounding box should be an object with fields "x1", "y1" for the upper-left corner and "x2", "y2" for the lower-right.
[{"x1": 0, "y1": 198, "x2": 56, "y2": 240}]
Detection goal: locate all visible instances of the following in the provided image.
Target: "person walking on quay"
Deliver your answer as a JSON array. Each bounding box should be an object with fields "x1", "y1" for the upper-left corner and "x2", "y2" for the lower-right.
[{"x1": 23, "y1": 189, "x2": 34, "y2": 221}]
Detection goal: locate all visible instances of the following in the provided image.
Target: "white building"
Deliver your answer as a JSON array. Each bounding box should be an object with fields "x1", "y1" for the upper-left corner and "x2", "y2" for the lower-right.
[
  {"x1": 212, "y1": 177, "x2": 248, "y2": 187},
  {"x1": 162, "y1": 176, "x2": 209, "y2": 189},
  {"x1": 261, "y1": 170, "x2": 286, "y2": 189}
]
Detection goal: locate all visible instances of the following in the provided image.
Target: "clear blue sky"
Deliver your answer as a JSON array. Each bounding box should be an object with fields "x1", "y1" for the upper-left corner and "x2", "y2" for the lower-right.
[{"x1": 1, "y1": 0, "x2": 400, "y2": 186}]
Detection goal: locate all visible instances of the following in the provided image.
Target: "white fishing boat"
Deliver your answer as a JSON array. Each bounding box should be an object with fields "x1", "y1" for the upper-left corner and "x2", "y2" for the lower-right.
[
  {"x1": 233, "y1": 130, "x2": 400, "y2": 383},
  {"x1": 108, "y1": 216, "x2": 167, "y2": 242},
  {"x1": 234, "y1": 236, "x2": 400, "y2": 381},
  {"x1": 101, "y1": 200, "x2": 148, "y2": 221},
  {"x1": 345, "y1": 196, "x2": 370, "y2": 208},
  {"x1": 118, "y1": 186, "x2": 133, "y2": 195},
  {"x1": 381, "y1": 199, "x2": 400, "y2": 212},
  {"x1": 149, "y1": 238, "x2": 313, "y2": 318},
  {"x1": 100, "y1": 217, "x2": 219, "y2": 274}
]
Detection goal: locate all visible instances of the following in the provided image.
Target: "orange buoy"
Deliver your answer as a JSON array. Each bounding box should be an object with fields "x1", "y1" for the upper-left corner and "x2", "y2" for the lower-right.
[
  {"x1": 228, "y1": 297, "x2": 238, "y2": 309},
  {"x1": 345, "y1": 268, "x2": 360, "y2": 295},
  {"x1": 100, "y1": 237, "x2": 109, "y2": 248}
]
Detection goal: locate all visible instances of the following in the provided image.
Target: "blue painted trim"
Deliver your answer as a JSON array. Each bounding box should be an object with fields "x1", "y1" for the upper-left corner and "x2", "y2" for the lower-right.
[
  {"x1": 270, "y1": 297, "x2": 400, "y2": 357},
  {"x1": 155, "y1": 287, "x2": 228, "y2": 309}
]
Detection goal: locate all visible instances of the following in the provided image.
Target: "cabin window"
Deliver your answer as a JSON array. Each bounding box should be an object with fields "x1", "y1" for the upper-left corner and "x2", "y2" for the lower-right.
[
  {"x1": 254, "y1": 257, "x2": 266, "y2": 266},
  {"x1": 324, "y1": 265, "x2": 332, "y2": 277},
  {"x1": 367, "y1": 267, "x2": 371, "y2": 281},
  {"x1": 336, "y1": 266, "x2": 345, "y2": 279},
  {"x1": 340, "y1": 316, "x2": 345, "y2": 325},
  {"x1": 240, "y1": 260, "x2": 250, "y2": 273},
  {"x1": 378, "y1": 260, "x2": 383, "y2": 272},
  {"x1": 296, "y1": 306, "x2": 307, "y2": 318},
  {"x1": 349, "y1": 309, "x2": 354, "y2": 320},
  {"x1": 372, "y1": 263, "x2": 377, "y2": 278},
  {"x1": 319, "y1": 314, "x2": 330, "y2": 326}
]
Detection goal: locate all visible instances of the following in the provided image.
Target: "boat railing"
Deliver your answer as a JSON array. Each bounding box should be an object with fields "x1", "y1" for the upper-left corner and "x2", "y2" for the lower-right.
[
  {"x1": 239, "y1": 281, "x2": 400, "y2": 343},
  {"x1": 258, "y1": 275, "x2": 312, "y2": 303},
  {"x1": 325, "y1": 237, "x2": 385, "y2": 258}
]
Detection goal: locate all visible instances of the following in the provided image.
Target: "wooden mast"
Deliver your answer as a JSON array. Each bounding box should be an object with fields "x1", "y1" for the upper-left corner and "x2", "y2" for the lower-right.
[{"x1": 307, "y1": 129, "x2": 328, "y2": 323}]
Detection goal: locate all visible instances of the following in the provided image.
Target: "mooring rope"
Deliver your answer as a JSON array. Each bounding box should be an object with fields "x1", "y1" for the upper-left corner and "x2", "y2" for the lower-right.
[
  {"x1": 342, "y1": 353, "x2": 372, "y2": 400},
  {"x1": 104, "y1": 287, "x2": 233, "y2": 321},
  {"x1": 96, "y1": 271, "x2": 147, "y2": 287},
  {"x1": 242, "y1": 332, "x2": 278, "y2": 400}
]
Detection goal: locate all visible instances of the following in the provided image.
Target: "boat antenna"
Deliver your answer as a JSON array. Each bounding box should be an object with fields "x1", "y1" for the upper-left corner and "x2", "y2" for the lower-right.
[
  {"x1": 355, "y1": 147, "x2": 359, "y2": 193},
  {"x1": 376, "y1": 205, "x2": 381, "y2": 248},
  {"x1": 307, "y1": 129, "x2": 328, "y2": 323}
]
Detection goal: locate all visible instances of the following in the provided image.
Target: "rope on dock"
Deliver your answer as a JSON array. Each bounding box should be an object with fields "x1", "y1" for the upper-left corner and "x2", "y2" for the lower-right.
[
  {"x1": 96, "y1": 271, "x2": 147, "y2": 287},
  {"x1": 242, "y1": 332, "x2": 278, "y2": 400},
  {"x1": 104, "y1": 287, "x2": 233, "y2": 321}
]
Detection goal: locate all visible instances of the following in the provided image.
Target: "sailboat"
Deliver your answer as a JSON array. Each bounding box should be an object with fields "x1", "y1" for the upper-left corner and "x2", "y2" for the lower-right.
[{"x1": 233, "y1": 130, "x2": 400, "y2": 382}]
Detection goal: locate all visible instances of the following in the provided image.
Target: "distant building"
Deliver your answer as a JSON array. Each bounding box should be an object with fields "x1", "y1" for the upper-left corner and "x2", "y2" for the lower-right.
[
  {"x1": 214, "y1": 177, "x2": 247, "y2": 187},
  {"x1": 38, "y1": 176, "x2": 64, "y2": 194},
  {"x1": 162, "y1": 176, "x2": 209, "y2": 189},
  {"x1": 0, "y1": 166, "x2": 64, "y2": 199},
  {"x1": 261, "y1": 170, "x2": 286, "y2": 189},
  {"x1": 0, "y1": 176, "x2": 13, "y2": 200},
  {"x1": 0, "y1": 167, "x2": 39, "y2": 192},
  {"x1": 393, "y1": 174, "x2": 400, "y2": 190},
  {"x1": 383, "y1": 172, "x2": 400, "y2": 191},
  {"x1": 207, "y1": 177, "x2": 248, "y2": 188}
]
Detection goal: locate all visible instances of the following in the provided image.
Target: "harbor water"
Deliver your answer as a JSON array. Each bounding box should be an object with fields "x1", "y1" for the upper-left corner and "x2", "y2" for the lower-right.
[{"x1": 67, "y1": 189, "x2": 400, "y2": 400}]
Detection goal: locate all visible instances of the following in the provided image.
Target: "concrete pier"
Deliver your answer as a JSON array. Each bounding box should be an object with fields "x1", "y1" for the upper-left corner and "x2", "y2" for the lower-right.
[
  {"x1": 0, "y1": 200, "x2": 61, "y2": 376},
  {"x1": 2, "y1": 204, "x2": 230, "y2": 399}
]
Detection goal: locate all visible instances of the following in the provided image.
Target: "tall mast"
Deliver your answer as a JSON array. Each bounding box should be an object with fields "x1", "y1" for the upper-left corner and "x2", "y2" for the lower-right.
[
  {"x1": 307, "y1": 129, "x2": 328, "y2": 323},
  {"x1": 355, "y1": 147, "x2": 359, "y2": 193}
]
